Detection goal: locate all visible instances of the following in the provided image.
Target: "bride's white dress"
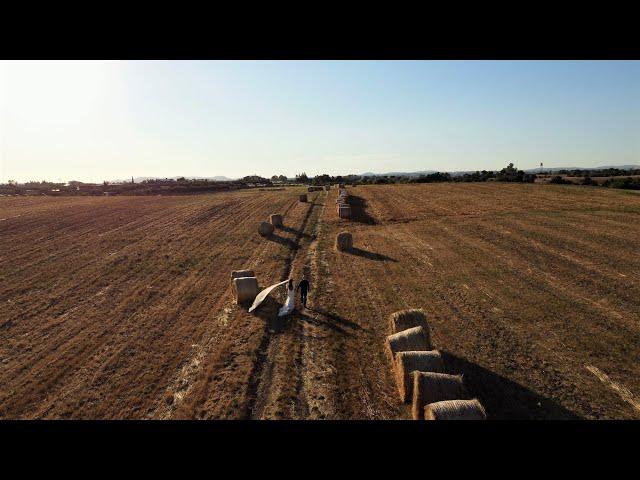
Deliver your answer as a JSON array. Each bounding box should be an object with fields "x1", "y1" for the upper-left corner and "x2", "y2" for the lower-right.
[{"x1": 278, "y1": 285, "x2": 296, "y2": 317}]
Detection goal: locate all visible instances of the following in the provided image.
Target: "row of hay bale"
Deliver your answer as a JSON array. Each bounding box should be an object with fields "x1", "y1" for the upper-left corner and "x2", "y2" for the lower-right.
[
  {"x1": 258, "y1": 213, "x2": 283, "y2": 236},
  {"x1": 385, "y1": 309, "x2": 487, "y2": 420},
  {"x1": 231, "y1": 269, "x2": 258, "y2": 304},
  {"x1": 307, "y1": 186, "x2": 324, "y2": 192},
  {"x1": 336, "y1": 187, "x2": 351, "y2": 219}
]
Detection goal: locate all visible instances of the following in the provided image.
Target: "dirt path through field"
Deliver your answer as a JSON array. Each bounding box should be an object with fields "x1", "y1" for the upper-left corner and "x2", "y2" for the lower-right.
[{"x1": 248, "y1": 187, "x2": 404, "y2": 419}]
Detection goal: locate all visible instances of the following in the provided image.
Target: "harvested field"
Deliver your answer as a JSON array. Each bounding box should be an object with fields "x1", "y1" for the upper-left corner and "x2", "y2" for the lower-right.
[
  {"x1": 1, "y1": 183, "x2": 639, "y2": 419},
  {"x1": 313, "y1": 183, "x2": 640, "y2": 419},
  {"x1": 0, "y1": 188, "x2": 319, "y2": 419}
]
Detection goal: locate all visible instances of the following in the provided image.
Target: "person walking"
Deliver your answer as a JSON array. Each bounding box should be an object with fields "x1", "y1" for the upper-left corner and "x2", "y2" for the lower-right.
[
  {"x1": 278, "y1": 278, "x2": 296, "y2": 317},
  {"x1": 297, "y1": 276, "x2": 310, "y2": 308}
]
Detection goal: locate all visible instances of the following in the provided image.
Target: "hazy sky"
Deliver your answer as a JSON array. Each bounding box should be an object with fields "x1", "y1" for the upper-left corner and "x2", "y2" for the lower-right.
[{"x1": 1, "y1": 60, "x2": 638, "y2": 182}]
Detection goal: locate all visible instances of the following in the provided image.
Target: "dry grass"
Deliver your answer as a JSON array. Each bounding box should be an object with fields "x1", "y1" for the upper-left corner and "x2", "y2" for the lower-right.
[
  {"x1": 315, "y1": 182, "x2": 640, "y2": 419},
  {"x1": 3, "y1": 182, "x2": 640, "y2": 419},
  {"x1": 0, "y1": 187, "x2": 314, "y2": 419}
]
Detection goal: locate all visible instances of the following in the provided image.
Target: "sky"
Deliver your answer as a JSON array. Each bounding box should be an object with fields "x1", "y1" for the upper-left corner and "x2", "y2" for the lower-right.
[{"x1": 1, "y1": 60, "x2": 638, "y2": 182}]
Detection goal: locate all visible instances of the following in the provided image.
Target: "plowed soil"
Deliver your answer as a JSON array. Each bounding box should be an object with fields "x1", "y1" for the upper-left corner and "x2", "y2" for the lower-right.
[{"x1": 1, "y1": 184, "x2": 639, "y2": 419}]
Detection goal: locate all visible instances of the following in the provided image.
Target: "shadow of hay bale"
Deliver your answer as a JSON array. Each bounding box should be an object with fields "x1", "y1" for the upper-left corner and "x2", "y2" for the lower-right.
[
  {"x1": 277, "y1": 225, "x2": 314, "y2": 240},
  {"x1": 439, "y1": 351, "x2": 582, "y2": 419},
  {"x1": 265, "y1": 233, "x2": 299, "y2": 251},
  {"x1": 347, "y1": 195, "x2": 377, "y2": 224},
  {"x1": 346, "y1": 247, "x2": 397, "y2": 262}
]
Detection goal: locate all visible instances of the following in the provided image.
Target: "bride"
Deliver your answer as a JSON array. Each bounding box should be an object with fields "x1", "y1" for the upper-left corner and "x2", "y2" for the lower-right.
[{"x1": 277, "y1": 278, "x2": 296, "y2": 317}]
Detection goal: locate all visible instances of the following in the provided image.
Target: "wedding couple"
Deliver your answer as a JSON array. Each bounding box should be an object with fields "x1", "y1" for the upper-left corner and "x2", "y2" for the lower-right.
[{"x1": 277, "y1": 276, "x2": 310, "y2": 317}]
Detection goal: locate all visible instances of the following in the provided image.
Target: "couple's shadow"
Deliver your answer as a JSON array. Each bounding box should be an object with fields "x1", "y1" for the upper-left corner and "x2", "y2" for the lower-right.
[
  {"x1": 251, "y1": 297, "x2": 362, "y2": 336},
  {"x1": 295, "y1": 307, "x2": 364, "y2": 336}
]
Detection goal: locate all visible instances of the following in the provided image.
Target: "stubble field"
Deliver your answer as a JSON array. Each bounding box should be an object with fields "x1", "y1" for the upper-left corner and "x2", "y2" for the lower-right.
[{"x1": 1, "y1": 183, "x2": 639, "y2": 419}]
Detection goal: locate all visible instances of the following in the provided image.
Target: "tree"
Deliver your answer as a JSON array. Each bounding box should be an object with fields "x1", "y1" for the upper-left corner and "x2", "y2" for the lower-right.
[
  {"x1": 278, "y1": 175, "x2": 288, "y2": 182},
  {"x1": 496, "y1": 162, "x2": 525, "y2": 182},
  {"x1": 295, "y1": 172, "x2": 309, "y2": 184},
  {"x1": 311, "y1": 174, "x2": 332, "y2": 186}
]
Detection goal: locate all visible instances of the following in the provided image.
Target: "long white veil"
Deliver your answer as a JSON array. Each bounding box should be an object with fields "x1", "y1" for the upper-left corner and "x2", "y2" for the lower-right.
[{"x1": 248, "y1": 279, "x2": 289, "y2": 313}]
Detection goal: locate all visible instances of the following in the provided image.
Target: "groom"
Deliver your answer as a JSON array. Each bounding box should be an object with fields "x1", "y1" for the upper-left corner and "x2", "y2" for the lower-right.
[{"x1": 296, "y1": 276, "x2": 310, "y2": 308}]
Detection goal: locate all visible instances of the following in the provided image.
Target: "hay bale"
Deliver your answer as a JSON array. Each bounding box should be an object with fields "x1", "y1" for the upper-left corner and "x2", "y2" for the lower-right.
[
  {"x1": 395, "y1": 350, "x2": 444, "y2": 403},
  {"x1": 307, "y1": 186, "x2": 314, "y2": 192},
  {"x1": 338, "y1": 205, "x2": 351, "y2": 219},
  {"x1": 231, "y1": 269, "x2": 255, "y2": 280},
  {"x1": 324, "y1": 185, "x2": 331, "y2": 191},
  {"x1": 424, "y1": 399, "x2": 486, "y2": 420},
  {"x1": 299, "y1": 194, "x2": 307, "y2": 202},
  {"x1": 233, "y1": 276, "x2": 259, "y2": 305},
  {"x1": 412, "y1": 372, "x2": 467, "y2": 420},
  {"x1": 335, "y1": 232, "x2": 353, "y2": 251},
  {"x1": 258, "y1": 221, "x2": 274, "y2": 236},
  {"x1": 270, "y1": 214, "x2": 283, "y2": 227},
  {"x1": 386, "y1": 326, "x2": 429, "y2": 363},
  {"x1": 389, "y1": 309, "x2": 429, "y2": 335}
]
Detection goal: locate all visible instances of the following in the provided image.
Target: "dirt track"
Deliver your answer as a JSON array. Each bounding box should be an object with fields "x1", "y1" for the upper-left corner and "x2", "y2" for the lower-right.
[{"x1": 1, "y1": 184, "x2": 639, "y2": 419}]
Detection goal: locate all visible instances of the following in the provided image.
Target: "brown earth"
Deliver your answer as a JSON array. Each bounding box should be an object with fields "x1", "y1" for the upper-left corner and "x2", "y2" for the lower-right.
[{"x1": 1, "y1": 183, "x2": 639, "y2": 419}]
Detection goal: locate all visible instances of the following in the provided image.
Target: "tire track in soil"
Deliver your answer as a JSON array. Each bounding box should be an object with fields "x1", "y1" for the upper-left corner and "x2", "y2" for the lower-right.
[
  {"x1": 246, "y1": 192, "x2": 324, "y2": 420},
  {"x1": 150, "y1": 196, "x2": 299, "y2": 419}
]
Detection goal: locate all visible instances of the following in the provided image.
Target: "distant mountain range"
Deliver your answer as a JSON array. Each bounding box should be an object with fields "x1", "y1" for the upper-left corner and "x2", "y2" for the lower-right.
[
  {"x1": 360, "y1": 170, "x2": 438, "y2": 178},
  {"x1": 523, "y1": 165, "x2": 640, "y2": 173},
  {"x1": 359, "y1": 165, "x2": 640, "y2": 177},
  {"x1": 128, "y1": 176, "x2": 236, "y2": 183}
]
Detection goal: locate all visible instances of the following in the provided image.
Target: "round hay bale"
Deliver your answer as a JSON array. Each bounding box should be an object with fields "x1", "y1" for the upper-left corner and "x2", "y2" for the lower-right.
[
  {"x1": 233, "y1": 276, "x2": 259, "y2": 305},
  {"x1": 386, "y1": 326, "x2": 430, "y2": 363},
  {"x1": 258, "y1": 221, "x2": 274, "y2": 237},
  {"x1": 424, "y1": 399, "x2": 486, "y2": 420},
  {"x1": 307, "y1": 186, "x2": 314, "y2": 192},
  {"x1": 338, "y1": 205, "x2": 351, "y2": 219},
  {"x1": 299, "y1": 194, "x2": 307, "y2": 202},
  {"x1": 412, "y1": 372, "x2": 467, "y2": 420},
  {"x1": 270, "y1": 214, "x2": 283, "y2": 227},
  {"x1": 324, "y1": 185, "x2": 331, "y2": 191},
  {"x1": 389, "y1": 309, "x2": 429, "y2": 335},
  {"x1": 335, "y1": 232, "x2": 353, "y2": 251},
  {"x1": 231, "y1": 269, "x2": 255, "y2": 280},
  {"x1": 395, "y1": 350, "x2": 444, "y2": 403}
]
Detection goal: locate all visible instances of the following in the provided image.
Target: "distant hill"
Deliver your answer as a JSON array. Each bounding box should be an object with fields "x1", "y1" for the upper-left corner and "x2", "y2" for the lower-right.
[
  {"x1": 360, "y1": 170, "x2": 437, "y2": 177},
  {"x1": 525, "y1": 165, "x2": 640, "y2": 173},
  {"x1": 360, "y1": 165, "x2": 640, "y2": 177},
  {"x1": 130, "y1": 175, "x2": 236, "y2": 183}
]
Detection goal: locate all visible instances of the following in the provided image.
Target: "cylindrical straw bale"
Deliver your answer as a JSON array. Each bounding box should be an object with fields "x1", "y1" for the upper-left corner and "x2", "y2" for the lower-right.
[
  {"x1": 424, "y1": 399, "x2": 486, "y2": 420},
  {"x1": 395, "y1": 350, "x2": 445, "y2": 403},
  {"x1": 233, "y1": 276, "x2": 259, "y2": 305},
  {"x1": 412, "y1": 372, "x2": 467, "y2": 420}
]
